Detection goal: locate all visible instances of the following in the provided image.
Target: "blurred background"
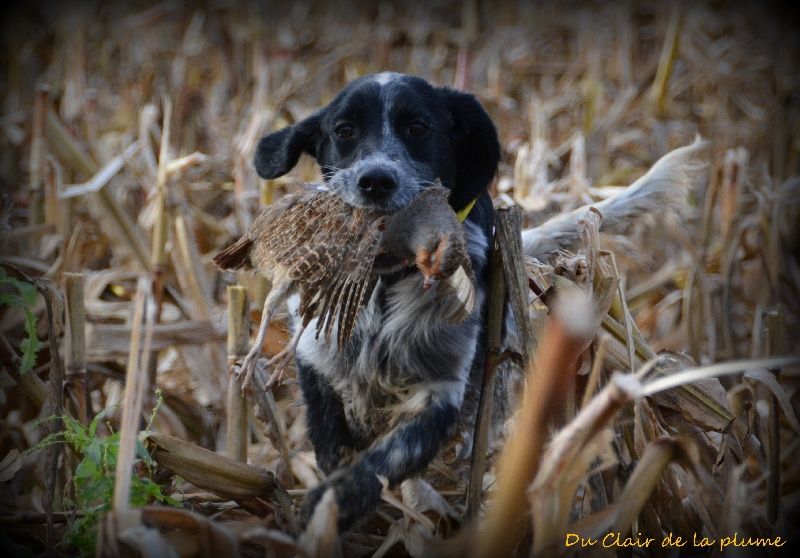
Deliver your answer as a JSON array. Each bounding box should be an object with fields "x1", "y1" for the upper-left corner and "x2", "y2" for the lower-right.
[
  {"x1": 0, "y1": 0, "x2": 798, "y2": 555},
  {"x1": 1, "y1": 0, "x2": 797, "y2": 353}
]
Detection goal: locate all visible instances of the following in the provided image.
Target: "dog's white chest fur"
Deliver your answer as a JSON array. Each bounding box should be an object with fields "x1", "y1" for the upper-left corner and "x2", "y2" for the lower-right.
[{"x1": 293, "y1": 221, "x2": 487, "y2": 438}]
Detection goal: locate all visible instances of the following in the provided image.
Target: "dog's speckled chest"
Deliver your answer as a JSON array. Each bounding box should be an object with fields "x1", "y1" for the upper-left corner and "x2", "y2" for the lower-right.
[{"x1": 293, "y1": 221, "x2": 488, "y2": 441}]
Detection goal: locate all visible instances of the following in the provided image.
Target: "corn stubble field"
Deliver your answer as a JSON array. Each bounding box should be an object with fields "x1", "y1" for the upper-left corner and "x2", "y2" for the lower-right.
[{"x1": 0, "y1": 1, "x2": 798, "y2": 557}]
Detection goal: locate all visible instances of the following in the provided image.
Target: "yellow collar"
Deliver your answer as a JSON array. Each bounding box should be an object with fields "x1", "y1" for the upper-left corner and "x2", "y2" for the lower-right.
[{"x1": 455, "y1": 195, "x2": 479, "y2": 222}]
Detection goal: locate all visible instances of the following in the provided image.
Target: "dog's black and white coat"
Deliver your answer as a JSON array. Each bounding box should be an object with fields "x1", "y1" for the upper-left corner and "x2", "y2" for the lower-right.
[
  {"x1": 253, "y1": 71, "x2": 705, "y2": 529},
  {"x1": 254, "y1": 72, "x2": 499, "y2": 529}
]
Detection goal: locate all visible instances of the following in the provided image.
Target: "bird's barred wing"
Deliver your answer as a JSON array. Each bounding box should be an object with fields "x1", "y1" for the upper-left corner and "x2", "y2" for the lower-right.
[
  {"x1": 312, "y1": 210, "x2": 385, "y2": 345},
  {"x1": 250, "y1": 193, "x2": 384, "y2": 346}
]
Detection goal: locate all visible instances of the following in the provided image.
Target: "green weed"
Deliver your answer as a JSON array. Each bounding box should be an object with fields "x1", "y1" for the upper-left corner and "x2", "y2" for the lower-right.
[
  {"x1": 0, "y1": 267, "x2": 42, "y2": 374},
  {"x1": 32, "y1": 391, "x2": 177, "y2": 556}
]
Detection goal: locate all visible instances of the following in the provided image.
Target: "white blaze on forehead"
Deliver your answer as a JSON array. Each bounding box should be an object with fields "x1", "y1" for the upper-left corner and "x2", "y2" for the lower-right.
[{"x1": 374, "y1": 71, "x2": 401, "y2": 86}]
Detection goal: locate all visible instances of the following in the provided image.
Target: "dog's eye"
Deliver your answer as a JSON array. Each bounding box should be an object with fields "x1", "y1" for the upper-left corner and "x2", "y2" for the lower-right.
[
  {"x1": 406, "y1": 121, "x2": 429, "y2": 138},
  {"x1": 334, "y1": 124, "x2": 356, "y2": 139}
]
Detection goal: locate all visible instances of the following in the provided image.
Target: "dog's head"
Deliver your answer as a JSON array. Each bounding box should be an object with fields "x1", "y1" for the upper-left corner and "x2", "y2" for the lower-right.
[{"x1": 254, "y1": 72, "x2": 500, "y2": 214}]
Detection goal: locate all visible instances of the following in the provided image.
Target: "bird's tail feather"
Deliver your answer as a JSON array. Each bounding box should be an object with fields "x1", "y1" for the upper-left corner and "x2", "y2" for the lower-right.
[
  {"x1": 439, "y1": 264, "x2": 476, "y2": 323},
  {"x1": 213, "y1": 237, "x2": 254, "y2": 270}
]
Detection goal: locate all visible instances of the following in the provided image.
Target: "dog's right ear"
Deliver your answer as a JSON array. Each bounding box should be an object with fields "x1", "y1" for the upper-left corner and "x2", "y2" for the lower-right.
[{"x1": 253, "y1": 111, "x2": 324, "y2": 178}]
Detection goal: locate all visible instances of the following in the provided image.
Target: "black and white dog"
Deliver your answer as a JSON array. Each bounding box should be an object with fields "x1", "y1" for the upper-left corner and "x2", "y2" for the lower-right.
[
  {"x1": 253, "y1": 71, "x2": 704, "y2": 529},
  {"x1": 254, "y1": 72, "x2": 499, "y2": 529}
]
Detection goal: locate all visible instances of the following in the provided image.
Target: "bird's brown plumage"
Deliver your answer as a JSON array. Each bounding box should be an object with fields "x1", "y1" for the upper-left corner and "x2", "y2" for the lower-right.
[
  {"x1": 213, "y1": 184, "x2": 475, "y2": 362},
  {"x1": 213, "y1": 187, "x2": 387, "y2": 347}
]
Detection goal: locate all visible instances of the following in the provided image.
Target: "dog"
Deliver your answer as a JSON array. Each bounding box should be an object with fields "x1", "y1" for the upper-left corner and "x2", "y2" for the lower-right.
[
  {"x1": 253, "y1": 72, "x2": 706, "y2": 530},
  {"x1": 254, "y1": 72, "x2": 499, "y2": 529}
]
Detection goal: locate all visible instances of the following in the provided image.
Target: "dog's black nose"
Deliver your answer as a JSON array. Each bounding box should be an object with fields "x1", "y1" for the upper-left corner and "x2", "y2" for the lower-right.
[{"x1": 357, "y1": 168, "x2": 397, "y2": 199}]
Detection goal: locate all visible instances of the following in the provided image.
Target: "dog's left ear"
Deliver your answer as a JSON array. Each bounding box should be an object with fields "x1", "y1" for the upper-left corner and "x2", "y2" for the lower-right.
[
  {"x1": 439, "y1": 88, "x2": 500, "y2": 211},
  {"x1": 253, "y1": 110, "x2": 324, "y2": 179}
]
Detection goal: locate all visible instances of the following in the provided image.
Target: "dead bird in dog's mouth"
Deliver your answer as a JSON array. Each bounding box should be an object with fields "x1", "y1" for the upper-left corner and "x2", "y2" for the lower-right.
[{"x1": 214, "y1": 184, "x2": 476, "y2": 391}]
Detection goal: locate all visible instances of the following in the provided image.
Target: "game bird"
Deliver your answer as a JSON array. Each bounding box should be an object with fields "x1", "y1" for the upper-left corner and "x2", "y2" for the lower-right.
[{"x1": 213, "y1": 184, "x2": 475, "y2": 389}]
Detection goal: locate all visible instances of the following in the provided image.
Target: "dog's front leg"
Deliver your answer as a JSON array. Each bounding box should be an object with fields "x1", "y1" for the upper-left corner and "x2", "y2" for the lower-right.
[
  {"x1": 300, "y1": 392, "x2": 459, "y2": 530},
  {"x1": 296, "y1": 362, "x2": 358, "y2": 475}
]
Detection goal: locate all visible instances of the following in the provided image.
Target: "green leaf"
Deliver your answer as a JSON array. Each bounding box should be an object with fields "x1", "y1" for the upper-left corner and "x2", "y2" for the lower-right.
[
  {"x1": 0, "y1": 269, "x2": 42, "y2": 375},
  {"x1": 74, "y1": 458, "x2": 100, "y2": 481},
  {"x1": 159, "y1": 492, "x2": 180, "y2": 507},
  {"x1": 19, "y1": 308, "x2": 42, "y2": 375},
  {"x1": 15, "y1": 279, "x2": 39, "y2": 307},
  {"x1": 77, "y1": 475, "x2": 114, "y2": 505},
  {"x1": 83, "y1": 439, "x2": 103, "y2": 468},
  {"x1": 103, "y1": 435, "x2": 120, "y2": 470},
  {"x1": 135, "y1": 439, "x2": 155, "y2": 468},
  {"x1": 0, "y1": 292, "x2": 24, "y2": 307},
  {"x1": 61, "y1": 415, "x2": 89, "y2": 453}
]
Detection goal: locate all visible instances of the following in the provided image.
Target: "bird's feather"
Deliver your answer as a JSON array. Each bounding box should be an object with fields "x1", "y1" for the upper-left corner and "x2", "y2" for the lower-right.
[{"x1": 213, "y1": 185, "x2": 474, "y2": 348}]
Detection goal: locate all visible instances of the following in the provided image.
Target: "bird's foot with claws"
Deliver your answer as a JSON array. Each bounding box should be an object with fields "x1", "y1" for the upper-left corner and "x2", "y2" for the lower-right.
[
  {"x1": 236, "y1": 347, "x2": 261, "y2": 392},
  {"x1": 264, "y1": 350, "x2": 293, "y2": 388}
]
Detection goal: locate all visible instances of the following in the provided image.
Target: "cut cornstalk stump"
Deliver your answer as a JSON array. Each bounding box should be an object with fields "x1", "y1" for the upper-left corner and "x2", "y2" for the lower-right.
[{"x1": 226, "y1": 285, "x2": 249, "y2": 462}]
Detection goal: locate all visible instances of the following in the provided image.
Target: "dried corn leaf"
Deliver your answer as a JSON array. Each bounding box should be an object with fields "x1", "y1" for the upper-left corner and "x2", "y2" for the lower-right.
[
  {"x1": 648, "y1": 354, "x2": 735, "y2": 433},
  {"x1": 0, "y1": 450, "x2": 21, "y2": 483},
  {"x1": 86, "y1": 320, "x2": 223, "y2": 359},
  {"x1": 145, "y1": 432, "x2": 280, "y2": 501},
  {"x1": 117, "y1": 524, "x2": 177, "y2": 558},
  {"x1": 743, "y1": 368, "x2": 800, "y2": 434},
  {"x1": 401, "y1": 477, "x2": 456, "y2": 519},
  {"x1": 299, "y1": 488, "x2": 339, "y2": 558},
  {"x1": 140, "y1": 507, "x2": 240, "y2": 557}
]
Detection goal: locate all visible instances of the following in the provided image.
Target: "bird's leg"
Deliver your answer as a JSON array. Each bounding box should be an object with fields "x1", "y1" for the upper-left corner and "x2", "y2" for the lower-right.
[
  {"x1": 264, "y1": 322, "x2": 306, "y2": 387},
  {"x1": 238, "y1": 280, "x2": 291, "y2": 391}
]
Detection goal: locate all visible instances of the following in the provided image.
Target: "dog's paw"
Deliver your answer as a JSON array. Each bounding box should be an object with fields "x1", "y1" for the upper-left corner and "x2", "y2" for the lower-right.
[{"x1": 300, "y1": 464, "x2": 383, "y2": 531}]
